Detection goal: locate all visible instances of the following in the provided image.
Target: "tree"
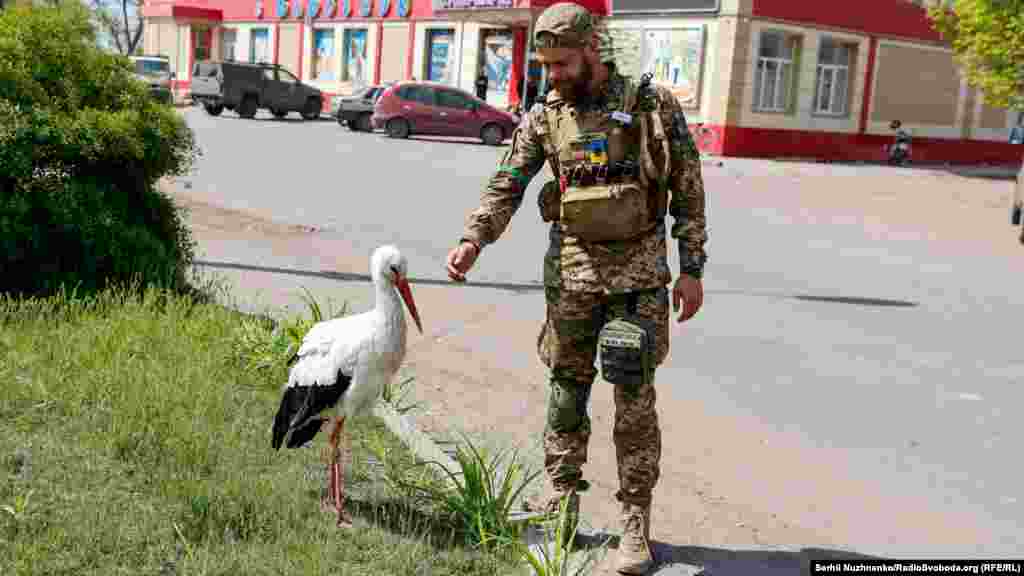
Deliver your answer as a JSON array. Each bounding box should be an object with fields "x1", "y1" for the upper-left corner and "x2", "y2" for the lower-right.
[
  {"x1": 89, "y1": 0, "x2": 143, "y2": 55},
  {"x1": 928, "y1": 0, "x2": 1024, "y2": 110}
]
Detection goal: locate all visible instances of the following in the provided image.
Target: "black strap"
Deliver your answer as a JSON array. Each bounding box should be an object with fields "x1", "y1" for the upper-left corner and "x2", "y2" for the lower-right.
[{"x1": 626, "y1": 292, "x2": 638, "y2": 316}]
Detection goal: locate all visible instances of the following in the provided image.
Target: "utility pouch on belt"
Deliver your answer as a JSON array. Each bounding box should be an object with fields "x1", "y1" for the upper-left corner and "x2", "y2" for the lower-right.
[
  {"x1": 1013, "y1": 203, "x2": 1022, "y2": 226},
  {"x1": 598, "y1": 294, "x2": 655, "y2": 395}
]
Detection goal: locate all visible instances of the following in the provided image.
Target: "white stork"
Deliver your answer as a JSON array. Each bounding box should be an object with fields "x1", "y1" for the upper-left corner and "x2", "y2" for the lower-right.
[{"x1": 271, "y1": 245, "x2": 423, "y2": 528}]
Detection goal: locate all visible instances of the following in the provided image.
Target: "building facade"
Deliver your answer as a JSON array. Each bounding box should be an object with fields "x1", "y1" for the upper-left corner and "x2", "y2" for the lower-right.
[
  {"x1": 140, "y1": 0, "x2": 1022, "y2": 164},
  {"x1": 140, "y1": 0, "x2": 550, "y2": 112},
  {"x1": 604, "y1": 0, "x2": 1021, "y2": 164}
]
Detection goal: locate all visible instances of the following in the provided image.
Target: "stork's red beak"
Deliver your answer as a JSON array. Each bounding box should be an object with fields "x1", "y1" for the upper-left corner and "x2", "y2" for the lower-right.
[{"x1": 394, "y1": 273, "x2": 422, "y2": 334}]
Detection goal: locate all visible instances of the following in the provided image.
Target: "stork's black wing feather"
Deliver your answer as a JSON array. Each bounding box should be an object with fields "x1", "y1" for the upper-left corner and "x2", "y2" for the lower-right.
[{"x1": 271, "y1": 371, "x2": 351, "y2": 450}]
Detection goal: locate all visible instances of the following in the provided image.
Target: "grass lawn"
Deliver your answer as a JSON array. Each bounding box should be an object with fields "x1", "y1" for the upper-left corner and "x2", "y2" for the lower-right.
[{"x1": 0, "y1": 286, "x2": 522, "y2": 576}]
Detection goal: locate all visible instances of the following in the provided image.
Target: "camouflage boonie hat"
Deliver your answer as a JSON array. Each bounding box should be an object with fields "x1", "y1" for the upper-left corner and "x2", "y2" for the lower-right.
[{"x1": 534, "y1": 2, "x2": 596, "y2": 49}]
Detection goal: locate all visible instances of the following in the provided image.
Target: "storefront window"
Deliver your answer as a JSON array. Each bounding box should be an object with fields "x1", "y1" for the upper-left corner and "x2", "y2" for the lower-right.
[
  {"x1": 814, "y1": 37, "x2": 853, "y2": 116},
  {"x1": 250, "y1": 28, "x2": 271, "y2": 63},
  {"x1": 479, "y1": 29, "x2": 513, "y2": 103},
  {"x1": 342, "y1": 28, "x2": 368, "y2": 89},
  {"x1": 642, "y1": 28, "x2": 704, "y2": 109},
  {"x1": 312, "y1": 29, "x2": 338, "y2": 82},
  {"x1": 221, "y1": 29, "x2": 237, "y2": 61},
  {"x1": 426, "y1": 29, "x2": 457, "y2": 85},
  {"x1": 754, "y1": 30, "x2": 799, "y2": 113}
]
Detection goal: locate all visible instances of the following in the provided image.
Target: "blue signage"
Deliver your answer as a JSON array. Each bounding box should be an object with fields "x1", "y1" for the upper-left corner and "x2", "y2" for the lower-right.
[
  {"x1": 324, "y1": 0, "x2": 335, "y2": 16},
  {"x1": 397, "y1": 0, "x2": 409, "y2": 16},
  {"x1": 341, "y1": 0, "x2": 351, "y2": 16},
  {"x1": 276, "y1": 0, "x2": 286, "y2": 17},
  {"x1": 308, "y1": 0, "x2": 319, "y2": 16},
  {"x1": 378, "y1": 0, "x2": 389, "y2": 16},
  {"x1": 359, "y1": 0, "x2": 371, "y2": 17}
]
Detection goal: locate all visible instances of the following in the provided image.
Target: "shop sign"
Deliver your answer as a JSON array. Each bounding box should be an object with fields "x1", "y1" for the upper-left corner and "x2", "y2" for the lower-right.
[
  {"x1": 611, "y1": 0, "x2": 718, "y2": 13},
  {"x1": 291, "y1": 0, "x2": 303, "y2": 17},
  {"x1": 433, "y1": 0, "x2": 514, "y2": 10},
  {"x1": 324, "y1": 0, "x2": 336, "y2": 16},
  {"x1": 379, "y1": 0, "x2": 389, "y2": 16},
  {"x1": 255, "y1": 0, "x2": 263, "y2": 17},
  {"x1": 275, "y1": 0, "x2": 287, "y2": 17},
  {"x1": 307, "y1": 0, "x2": 320, "y2": 18},
  {"x1": 359, "y1": 0, "x2": 371, "y2": 16},
  {"x1": 397, "y1": 0, "x2": 410, "y2": 16},
  {"x1": 341, "y1": 0, "x2": 351, "y2": 16}
]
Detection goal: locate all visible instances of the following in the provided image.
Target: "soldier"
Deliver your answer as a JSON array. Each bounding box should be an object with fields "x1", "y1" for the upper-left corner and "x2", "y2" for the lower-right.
[{"x1": 444, "y1": 2, "x2": 707, "y2": 574}]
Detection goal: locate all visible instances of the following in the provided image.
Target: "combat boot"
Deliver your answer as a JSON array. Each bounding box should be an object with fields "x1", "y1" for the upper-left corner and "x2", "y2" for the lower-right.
[
  {"x1": 524, "y1": 487, "x2": 581, "y2": 547},
  {"x1": 616, "y1": 502, "x2": 654, "y2": 575}
]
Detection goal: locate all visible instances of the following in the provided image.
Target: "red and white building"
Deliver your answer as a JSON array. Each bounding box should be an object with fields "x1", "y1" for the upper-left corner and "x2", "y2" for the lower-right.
[{"x1": 141, "y1": 0, "x2": 1023, "y2": 164}]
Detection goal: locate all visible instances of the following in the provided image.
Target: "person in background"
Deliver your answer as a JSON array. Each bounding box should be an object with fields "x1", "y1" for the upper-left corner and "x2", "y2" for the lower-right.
[{"x1": 476, "y1": 66, "x2": 488, "y2": 101}]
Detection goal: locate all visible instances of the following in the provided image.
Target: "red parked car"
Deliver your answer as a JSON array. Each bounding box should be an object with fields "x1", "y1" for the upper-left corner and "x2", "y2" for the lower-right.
[{"x1": 372, "y1": 81, "x2": 519, "y2": 146}]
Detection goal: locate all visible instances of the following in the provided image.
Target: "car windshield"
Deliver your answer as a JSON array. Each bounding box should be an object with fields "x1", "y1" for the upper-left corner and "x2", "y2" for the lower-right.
[{"x1": 135, "y1": 60, "x2": 169, "y2": 76}]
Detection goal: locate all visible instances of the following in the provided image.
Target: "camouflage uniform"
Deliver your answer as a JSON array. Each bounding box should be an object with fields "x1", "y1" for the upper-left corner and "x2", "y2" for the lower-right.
[{"x1": 459, "y1": 3, "x2": 707, "y2": 510}]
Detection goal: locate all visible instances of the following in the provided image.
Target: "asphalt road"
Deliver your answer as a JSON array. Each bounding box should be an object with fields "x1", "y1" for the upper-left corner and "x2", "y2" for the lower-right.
[{"x1": 174, "y1": 106, "x2": 1023, "y2": 557}]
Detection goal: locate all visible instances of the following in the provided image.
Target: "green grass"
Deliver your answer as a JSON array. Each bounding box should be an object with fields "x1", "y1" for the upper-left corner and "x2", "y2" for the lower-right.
[{"x1": 0, "y1": 285, "x2": 523, "y2": 576}]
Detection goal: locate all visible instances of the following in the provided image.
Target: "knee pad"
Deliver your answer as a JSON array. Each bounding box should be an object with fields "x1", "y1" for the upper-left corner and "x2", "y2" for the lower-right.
[{"x1": 547, "y1": 379, "x2": 592, "y2": 434}]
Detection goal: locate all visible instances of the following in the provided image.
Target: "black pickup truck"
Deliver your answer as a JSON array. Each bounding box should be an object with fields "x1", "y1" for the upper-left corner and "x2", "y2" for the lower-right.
[{"x1": 190, "y1": 60, "x2": 323, "y2": 120}]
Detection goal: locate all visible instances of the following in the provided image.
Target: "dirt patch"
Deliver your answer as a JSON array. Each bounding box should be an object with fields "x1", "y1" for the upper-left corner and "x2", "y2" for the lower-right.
[{"x1": 161, "y1": 179, "x2": 321, "y2": 238}]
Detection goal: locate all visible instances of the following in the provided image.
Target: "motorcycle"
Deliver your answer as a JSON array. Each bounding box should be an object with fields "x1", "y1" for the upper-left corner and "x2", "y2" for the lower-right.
[{"x1": 885, "y1": 131, "x2": 912, "y2": 166}]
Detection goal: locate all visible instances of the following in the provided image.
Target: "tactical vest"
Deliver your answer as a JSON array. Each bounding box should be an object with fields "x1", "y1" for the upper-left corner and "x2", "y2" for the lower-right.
[{"x1": 535, "y1": 76, "x2": 671, "y2": 243}]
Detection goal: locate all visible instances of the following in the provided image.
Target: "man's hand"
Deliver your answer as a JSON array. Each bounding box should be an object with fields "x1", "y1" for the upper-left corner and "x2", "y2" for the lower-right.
[
  {"x1": 672, "y1": 274, "x2": 703, "y2": 323},
  {"x1": 445, "y1": 241, "x2": 480, "y2": 282}
]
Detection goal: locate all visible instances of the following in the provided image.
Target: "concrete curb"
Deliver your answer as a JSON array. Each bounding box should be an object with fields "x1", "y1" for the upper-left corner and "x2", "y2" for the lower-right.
[{"x1": 371, "y1": 402, "x2": 461, "y2": 491}]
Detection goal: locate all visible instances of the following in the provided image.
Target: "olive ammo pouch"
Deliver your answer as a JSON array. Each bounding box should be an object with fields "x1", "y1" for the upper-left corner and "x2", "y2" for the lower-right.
[{"x1": 598, "y1": 292, "x2": 656, "y2": 395}]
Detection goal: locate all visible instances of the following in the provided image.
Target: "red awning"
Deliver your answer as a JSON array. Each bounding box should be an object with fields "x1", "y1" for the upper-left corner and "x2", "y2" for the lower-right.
[{"x1": 141, "y1": 0, "x2": 223, "y2": 20}]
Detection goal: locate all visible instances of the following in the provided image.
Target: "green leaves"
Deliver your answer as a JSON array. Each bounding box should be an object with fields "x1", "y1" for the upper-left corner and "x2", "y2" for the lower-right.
[
  {"x1": 403, "y1": 432, "x2": 542, "y2": 552},
  {"x1": 928, "y1": 0, "x2": 1024, "y2": 109},
  {"x1": 0, "y1": 5, "x2": 200, "y2": 298}
]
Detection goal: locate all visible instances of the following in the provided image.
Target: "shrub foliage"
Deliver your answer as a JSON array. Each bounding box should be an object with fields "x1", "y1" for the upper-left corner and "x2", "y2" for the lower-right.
[{"x1": 0, "y1": 4, "x2": 200, "y2": 297}]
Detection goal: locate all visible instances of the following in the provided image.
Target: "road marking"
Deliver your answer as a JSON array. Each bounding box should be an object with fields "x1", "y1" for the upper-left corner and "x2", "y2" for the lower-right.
[{"x1": 958, "y1": 393, "x2": 983, "y2": 401}]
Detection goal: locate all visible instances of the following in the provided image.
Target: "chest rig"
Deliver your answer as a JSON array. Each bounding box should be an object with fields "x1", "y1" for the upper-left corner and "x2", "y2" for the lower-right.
[{"x1": 535, "y1": 75, "x2": 671, "y2": 243}]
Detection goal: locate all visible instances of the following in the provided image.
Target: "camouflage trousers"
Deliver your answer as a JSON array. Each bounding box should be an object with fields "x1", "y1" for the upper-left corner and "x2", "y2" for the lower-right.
[{"x1": 537, "y1": 285, "x2": 670, "y2": 507}]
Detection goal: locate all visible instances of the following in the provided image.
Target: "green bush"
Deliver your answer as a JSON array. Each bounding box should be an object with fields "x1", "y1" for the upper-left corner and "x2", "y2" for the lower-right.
[{"x1": 0, "y1": 4, "x2": 201, "y2": 297}]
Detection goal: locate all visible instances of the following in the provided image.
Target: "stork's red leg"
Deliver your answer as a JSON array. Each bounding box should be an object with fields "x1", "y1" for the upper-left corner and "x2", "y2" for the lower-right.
[
  {"x1": 321, "y1": 420, "x2": 337, "y2": 513},
  {"x1": 328, "y1": 416, "x2": 353, "y2": 528}
]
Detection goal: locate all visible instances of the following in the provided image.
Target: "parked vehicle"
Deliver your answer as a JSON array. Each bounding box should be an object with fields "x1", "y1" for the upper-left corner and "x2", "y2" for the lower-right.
[
  {"x1": 332, "y1": 83, "x2": 392, "y2": 131},
  {"x1": 129, "y1": 55, "x2": 174, "y2": 105},
  {"x1": 190, "y1": 60, "x2": 323, "y2": 120},
  {"x1": 372, "y1": 81, "x2": 519, "y2": 146}
]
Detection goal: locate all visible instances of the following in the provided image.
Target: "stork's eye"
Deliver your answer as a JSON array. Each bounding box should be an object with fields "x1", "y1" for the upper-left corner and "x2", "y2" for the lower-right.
[{"x1": 389, "y1": 265, "x2": 400, "y2": 276}]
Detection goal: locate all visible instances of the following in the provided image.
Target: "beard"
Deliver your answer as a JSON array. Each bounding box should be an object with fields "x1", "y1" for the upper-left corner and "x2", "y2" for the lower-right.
[{"x1": 552, "y1": 58, "x2": 593, "y2": 103}]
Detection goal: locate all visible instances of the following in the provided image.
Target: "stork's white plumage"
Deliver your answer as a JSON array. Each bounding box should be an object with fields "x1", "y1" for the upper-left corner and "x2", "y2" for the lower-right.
[{"x1": 271, "y1": 245, "x2": 423, "y2": 527}]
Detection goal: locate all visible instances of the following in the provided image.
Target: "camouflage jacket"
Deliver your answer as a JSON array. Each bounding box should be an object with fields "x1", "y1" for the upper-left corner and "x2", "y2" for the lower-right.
[{"x1": 460, "y1": 70, "x2": 708, "y2": 294}]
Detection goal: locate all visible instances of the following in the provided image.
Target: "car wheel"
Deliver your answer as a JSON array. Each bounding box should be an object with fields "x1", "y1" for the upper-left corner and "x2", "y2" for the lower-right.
[
  {"x1": 337, "y1": 113, "x2": 347, "y2": 127},
  {"x1": 204, "y1": 103, "x2": 224, "y2": 117},
  {"x1": 387, "y1": 118, "x2": 410, "y2": 139},
  {"x1": 357, "y1": 113, "x2": 373, "y2": 132},
  {"x1": 301, "y1": 98, "x2": 321, "y2": 121},
  {"x1": 481, "y1": 123, "x2": 504, "y2": 146},
  {"x1": 272, "y1": 109, "x2": 288, "y2": 119},
  {"x1": 237, "y1": 96, "x2": 258, "y2": 119}
]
